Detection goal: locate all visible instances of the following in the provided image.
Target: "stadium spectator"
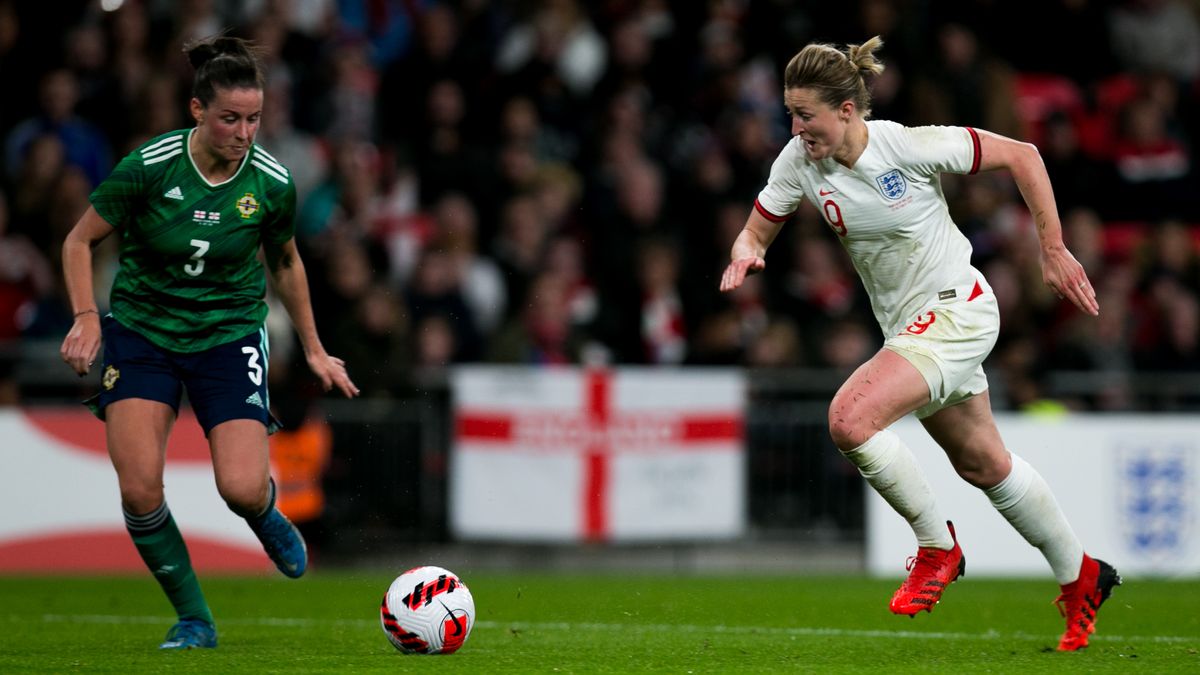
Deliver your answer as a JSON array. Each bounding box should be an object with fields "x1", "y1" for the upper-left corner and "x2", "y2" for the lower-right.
[
  {"x1": 413, "y1": 78, "x2": 491, "y2": 206},
  {"x1": 330, "y1": 282, "x2": 411, "y2": 398},
  {"x1": 635, "y1": 236, "x2": 688, "y2": 364},
  {"x1": 1039, "y1": 112, "x2": 1115, "y2": 217},
  {"x1": 413, "y1": 313, "x2": 458, "y2": 372},
  {"x1": 745, "y1": 317, "x2": 805, "y2": 368},
  {"x1": 310, "y1": 34, "x2": 378, "y2": 142},
  {"x1": 718, "y1": 36, "x2": 1119, "y2": 651},
  {"x1": 1108, "y1": 0, "x2": 1200, "y2": 81},
  {"x1": 4, "y1": 68, "x2": 112, "y2": 189},
  {"x1": 488, "y1": 270, "x2": 590, "y2": 364},
  {"x1": 0, "y1": 190, "x2": 54, "y2": 341},
  {"x1": 496, "y1": 0, "x2": 608, "y2": 99},
  {"x1": 125, "y1": 72, "x2": 188, "y2": 152},
  {"x1": 64, "y1": 21, "x2": 126, "y2": 146},
  {"x1": 491, "y1": 193, "x2": 550, "y2": 319},
  {"x1": 433, "y1": 192, "x2": 507, "y2": 336},
  {"x1": 7, "y1": 134, "x2": 67, "y2": 255},
  {"x1": 1110, "y1": 95, "x2": 1192, "y2": 219},
  {"x1": 909, "y1": 22, "x2": 1021, "y2": 139},
  {"x1": 104, "y1": 0, "x2": 154, "y2": 120},
  {"x1": 543, "y1": 232, "x2": 597, "y2": 328},
  {"x1": 57, "y1": 35, "x2": 358, "y2": 650},
  {"x1": 256, "y1": 73, "x2": 328, "y2": 203},
  {"x1": 404, "y1": 246, "x2": 481, "y2": 362}
]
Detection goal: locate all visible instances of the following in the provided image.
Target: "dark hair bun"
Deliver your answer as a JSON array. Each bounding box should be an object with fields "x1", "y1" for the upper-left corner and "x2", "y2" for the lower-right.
[{"x1": 186, "y1": 36, "x2": 251, "y2": 69}]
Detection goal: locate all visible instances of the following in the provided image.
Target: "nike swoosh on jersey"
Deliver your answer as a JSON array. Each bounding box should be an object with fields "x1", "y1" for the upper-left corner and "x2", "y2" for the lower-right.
[{"x1": 819, "y1": 188, "x2": 837, "y2": 196}]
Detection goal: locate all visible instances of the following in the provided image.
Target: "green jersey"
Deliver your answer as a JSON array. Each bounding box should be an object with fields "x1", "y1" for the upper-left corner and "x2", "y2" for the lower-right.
[{"x1": 90, "y1": 128, "x2": 296, "y2": 353}]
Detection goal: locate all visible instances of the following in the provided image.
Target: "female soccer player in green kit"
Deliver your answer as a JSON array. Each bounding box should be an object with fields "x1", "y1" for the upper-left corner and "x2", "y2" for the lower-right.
[{"x1": 59, "y1": 36, "x2": 359, "y2": 650}]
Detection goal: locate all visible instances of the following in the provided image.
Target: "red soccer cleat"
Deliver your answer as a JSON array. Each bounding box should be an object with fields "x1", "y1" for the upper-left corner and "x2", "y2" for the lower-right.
[
  {"x1": 889, "y1": 521, "x2": 966, "y2": 616},
  {"x1": 1055, "y1": 554, "x2": 1121, "y2": 651}
]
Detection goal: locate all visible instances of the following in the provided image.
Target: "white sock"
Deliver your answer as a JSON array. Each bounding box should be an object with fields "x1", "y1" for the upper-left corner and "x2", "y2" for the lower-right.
[
  {"x1": 844, "y1": 429, "x2": 953, "y2": 549},
  {"x1": 985, "y1": 452, "x2": 1085, "y2": 584}
]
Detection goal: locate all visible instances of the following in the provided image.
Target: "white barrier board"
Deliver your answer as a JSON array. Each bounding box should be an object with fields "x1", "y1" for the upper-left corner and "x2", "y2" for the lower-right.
[
  {"x1": 868, "y1": 415, "x2": 1200, "y2": 578},
  {"x1": 0, "y1": 409, "x2": 268, "y2": 571}
]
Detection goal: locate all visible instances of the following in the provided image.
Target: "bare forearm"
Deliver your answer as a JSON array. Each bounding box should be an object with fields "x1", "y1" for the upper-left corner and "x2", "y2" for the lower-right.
[
  {"x1": 1010, "y1": 149, "x2": 1066, "y2": 253},
  {"x1": 269, "y1": 257, "x2": 325, "y2": 357},
  {"x1": 730, "y1": 210, "x2": 784, "y2": 260},
  {"x1": 62, "y1": 237, "x2": 98, "y2": 314}
]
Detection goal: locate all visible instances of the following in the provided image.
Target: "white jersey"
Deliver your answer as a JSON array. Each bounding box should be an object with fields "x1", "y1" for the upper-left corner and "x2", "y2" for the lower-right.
[{"x1": 756, "y1": 119, "x2": 989, "y2": 337}]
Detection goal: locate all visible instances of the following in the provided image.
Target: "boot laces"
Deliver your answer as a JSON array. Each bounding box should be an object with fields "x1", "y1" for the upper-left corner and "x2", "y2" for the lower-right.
[{"x1": 903, "y1": 548, "x2": 944, "y2": 585}]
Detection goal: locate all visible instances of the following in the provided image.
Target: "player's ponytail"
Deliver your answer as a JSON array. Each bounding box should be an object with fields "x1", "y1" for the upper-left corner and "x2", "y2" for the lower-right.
[
  {"x1": 847, "y1": 36, "x2": 885, "y2": 78},
  {"x1": 784, "y1": 35, "x2": 885, "y2": 118},
  {"x1": 184, "y1": 35, "x2": 264, "y2": 107}
]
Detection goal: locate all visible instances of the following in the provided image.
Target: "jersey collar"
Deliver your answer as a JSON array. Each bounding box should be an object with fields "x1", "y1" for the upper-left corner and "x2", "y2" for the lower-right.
[{"x1": 186, "y1": 127, "x2": 251, "y2": 188}]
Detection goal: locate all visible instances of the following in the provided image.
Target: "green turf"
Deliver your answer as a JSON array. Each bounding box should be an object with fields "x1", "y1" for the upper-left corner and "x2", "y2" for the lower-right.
[{"x1": 1, "y1": 572, "x2": 1197, "y2": 673}]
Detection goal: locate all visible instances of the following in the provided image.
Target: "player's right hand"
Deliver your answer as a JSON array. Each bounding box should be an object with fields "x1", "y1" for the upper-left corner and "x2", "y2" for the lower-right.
[
  {"x1": 61, "y1": 313, "x2": 102, "y2": 377},
  {"x1": 719, "y1": 257, "x2": 765, "y2": 292}
]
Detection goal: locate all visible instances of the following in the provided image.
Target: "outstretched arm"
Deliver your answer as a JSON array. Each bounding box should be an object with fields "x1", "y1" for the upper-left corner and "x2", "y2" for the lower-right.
[
  {"x1": 720, "y1": 208, "x2": 786, "y2": 292},
  {"x1": 60, "y1": 207, "x2": 114, "y2": 376},
  {"x1": 975, "y1": 129, "x2": 1099, "y2": 316},
  {"x1": 264, "y1": 238, "x2": 359, "y2": 398}
]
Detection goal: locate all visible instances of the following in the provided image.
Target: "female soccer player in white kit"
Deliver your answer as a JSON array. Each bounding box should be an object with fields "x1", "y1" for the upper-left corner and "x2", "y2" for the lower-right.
[{"x1": 720, "y1": 36, "x2": 1120, "y2": 651}]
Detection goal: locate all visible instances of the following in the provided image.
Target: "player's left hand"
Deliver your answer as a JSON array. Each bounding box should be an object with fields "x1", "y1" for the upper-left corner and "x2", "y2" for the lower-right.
[
  {"x1": 308, "y1": 352, "x2": 360, "y2": 398},
  {"x1": 1041, "y1": 246, "x2": 1099, "y2": 316}
]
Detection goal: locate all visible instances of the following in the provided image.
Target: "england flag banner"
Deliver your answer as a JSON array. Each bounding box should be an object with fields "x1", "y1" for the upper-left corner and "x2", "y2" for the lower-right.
[{"x1": 450, "y1": 367, "x2": 746, "y2": 542}]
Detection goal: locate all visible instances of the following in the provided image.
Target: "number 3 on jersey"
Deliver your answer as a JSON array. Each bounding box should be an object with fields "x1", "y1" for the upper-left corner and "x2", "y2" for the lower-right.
[
  {"x1": 185, "y1": 239, "x2": 210, "y2": 276},
  {"x1": 823, "y1": 199, "x2": 847, "y2": 237}
]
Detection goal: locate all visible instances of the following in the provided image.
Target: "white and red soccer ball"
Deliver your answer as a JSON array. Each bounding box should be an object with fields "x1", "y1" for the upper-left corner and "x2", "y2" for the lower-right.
[{"x1": 380, "y1": 565, "x2": 475, "y2": 655}]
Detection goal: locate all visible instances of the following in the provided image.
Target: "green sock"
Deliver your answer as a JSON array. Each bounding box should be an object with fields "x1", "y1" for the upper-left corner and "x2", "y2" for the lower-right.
[{"x1": 126, "y1": 504, "x2": 215, "y2": 626}]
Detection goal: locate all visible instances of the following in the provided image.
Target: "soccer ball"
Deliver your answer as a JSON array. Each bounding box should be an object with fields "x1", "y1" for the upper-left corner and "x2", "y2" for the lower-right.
[{"x1": 380, "y1": 565, "x2": 475, "y2": 655}]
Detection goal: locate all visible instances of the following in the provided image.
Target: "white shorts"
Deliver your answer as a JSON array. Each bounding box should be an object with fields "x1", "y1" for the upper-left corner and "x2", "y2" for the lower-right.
[{"x1": 883, "y1": 290, "x2": 999, "y2": 419}]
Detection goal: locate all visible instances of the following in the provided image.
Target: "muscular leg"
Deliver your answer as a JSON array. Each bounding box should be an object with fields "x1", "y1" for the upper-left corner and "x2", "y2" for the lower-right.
[
  {"x1": 830, "y1": 349, "x2": 952, "y2": 549},
  {"x1": 209, "y1": 419, "x2": 272, "y2": 517},
  {"x1": 211, "y1": 418, "x2": 307, "y2": 578},
  {"x1": 828, "y1": 349, "x2": 931, "y2": 450},
  {"x1": 921, "y1": 392, "x2": 1085, "y2": 584},
  {"x1": 107, "y1": 399, "x2": 174, "y2": 513},
  {"x1": 107, "y1": 399, "x2": 213, "y2": 625},
  {"x1": 917, "y1": 391, "x2": 1010, "y2": 488}
]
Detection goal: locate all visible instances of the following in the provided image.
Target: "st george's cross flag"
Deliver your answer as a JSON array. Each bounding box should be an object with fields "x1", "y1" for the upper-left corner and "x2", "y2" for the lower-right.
[{"x1": 450, "y1": 366, "x2": 746, "y2": 542}]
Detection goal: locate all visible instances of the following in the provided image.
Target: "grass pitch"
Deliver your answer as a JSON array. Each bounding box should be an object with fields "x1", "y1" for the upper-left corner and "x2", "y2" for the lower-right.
[{"x1": 1, "y1": 572, "x2": 1198, "y2": 673}]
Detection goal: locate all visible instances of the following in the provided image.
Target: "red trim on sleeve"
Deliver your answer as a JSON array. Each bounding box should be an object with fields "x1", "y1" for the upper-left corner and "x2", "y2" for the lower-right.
[
  {"x1": 967, "y1": 280, "x2": 984, "y2": 301},
  {"x1": 966, "y1": 127, "x2": 981, "y2": 175},
  {"x1": 753, "y1": 199, "x2": 793, "y2": 223}
]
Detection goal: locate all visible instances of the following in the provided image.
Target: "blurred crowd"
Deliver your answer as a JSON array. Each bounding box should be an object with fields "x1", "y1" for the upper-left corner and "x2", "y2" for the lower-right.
[{"x1": 0, "y1": 0, "x2": 1198, "y2": 411}]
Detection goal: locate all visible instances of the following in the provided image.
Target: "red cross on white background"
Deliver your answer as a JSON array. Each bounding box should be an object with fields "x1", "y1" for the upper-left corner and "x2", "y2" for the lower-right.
[{"x1": 455, "y1": 368, "x2": 742, "y2": 541}]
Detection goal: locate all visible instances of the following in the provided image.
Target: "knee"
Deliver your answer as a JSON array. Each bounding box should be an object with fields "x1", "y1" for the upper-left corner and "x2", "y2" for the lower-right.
[
  {"x1": 118, "y1": 475, "x2": 164, "y2": 515},
  {"x1": 216, "y1": 474, "x2": 269, "y2": 516},
  {"x1": 828, "y1": 396, "x2": 871, "y2": 451},
  {"x1": 120, "y1": 485, "x2": 165, "y2": 515},
  {"x1": 951, "y1": 451, "x2": 1011, "y2": 489}
]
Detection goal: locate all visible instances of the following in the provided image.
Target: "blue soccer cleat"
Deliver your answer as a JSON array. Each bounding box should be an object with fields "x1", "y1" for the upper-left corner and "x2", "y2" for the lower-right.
[
  {"x1": 251, "y1": 508, "x2": 308, "y2": 578},
  {"x1": 159, "y1": 619, "x2": 217, "y2": 650}
]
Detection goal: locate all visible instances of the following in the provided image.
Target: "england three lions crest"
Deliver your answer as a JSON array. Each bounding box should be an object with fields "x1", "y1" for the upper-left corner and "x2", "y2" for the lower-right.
[
  {"x1": 1116, "y1": 442, "x2": 1195, "y2": 569},
  {"x1": 876, "y1": 170, "x2": 907, "y2": 200}
]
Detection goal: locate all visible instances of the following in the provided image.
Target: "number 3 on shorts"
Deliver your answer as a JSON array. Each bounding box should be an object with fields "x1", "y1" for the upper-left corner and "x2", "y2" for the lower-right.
[{"x1": 242, "y1": 346, "x2": 263, "y2": 385}]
